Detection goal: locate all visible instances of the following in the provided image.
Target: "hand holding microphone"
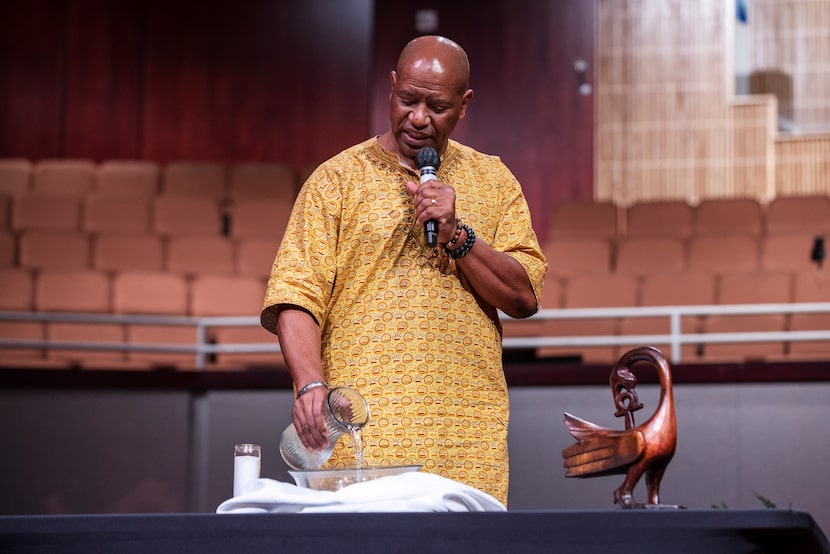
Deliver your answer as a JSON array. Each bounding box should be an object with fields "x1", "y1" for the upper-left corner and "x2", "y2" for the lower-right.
[{"x1": 415, "y1": 147, "x2": 441, "y2": 246}]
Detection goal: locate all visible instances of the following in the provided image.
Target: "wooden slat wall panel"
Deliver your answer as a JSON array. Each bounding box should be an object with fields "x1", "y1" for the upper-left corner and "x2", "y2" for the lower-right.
[
  {"x1": 592, "y1": 0, "x2": 830, "y2": 207},
  {"x1": 752, "y1": 0, "x2": 830, "y2": 133},
  {"x1": 776, "y1": 135, "x2": 830, "y2": 195},
  {"x1": 594, "y1": 0, "x2": 771, "y2": 206}
]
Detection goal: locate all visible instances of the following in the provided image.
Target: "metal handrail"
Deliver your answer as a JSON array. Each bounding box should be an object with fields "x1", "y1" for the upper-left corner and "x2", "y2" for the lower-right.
[{"x1": 2, "y1": 302, "x2": 830, "y2": 368}]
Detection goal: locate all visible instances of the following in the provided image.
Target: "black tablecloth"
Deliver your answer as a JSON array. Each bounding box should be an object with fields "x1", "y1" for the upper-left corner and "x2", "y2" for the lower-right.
[{"x1": 1, "y1": 509, "x2": 827, "y2": 554}]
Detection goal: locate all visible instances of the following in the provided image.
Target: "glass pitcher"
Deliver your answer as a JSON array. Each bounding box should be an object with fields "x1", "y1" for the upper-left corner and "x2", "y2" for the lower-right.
[{"x1": 279, "y1": 386, "x2": 370, "y2": 470}]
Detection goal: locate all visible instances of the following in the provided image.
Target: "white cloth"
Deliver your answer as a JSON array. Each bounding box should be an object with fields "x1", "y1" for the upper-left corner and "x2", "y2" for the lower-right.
[{"x1": 216, "y1": 471, "x2": 507, "y2": 513}]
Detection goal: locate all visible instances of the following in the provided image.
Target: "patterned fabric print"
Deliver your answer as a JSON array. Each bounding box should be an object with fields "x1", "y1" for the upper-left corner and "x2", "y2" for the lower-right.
[{"x1": 262, "y1": 137, "x2": 546, "y2": 505}]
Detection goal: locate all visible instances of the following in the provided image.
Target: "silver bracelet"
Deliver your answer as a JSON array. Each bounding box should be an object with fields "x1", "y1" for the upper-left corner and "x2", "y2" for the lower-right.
[{"x1": 295, "y1": 380, "x2": 328, "y2": 399}]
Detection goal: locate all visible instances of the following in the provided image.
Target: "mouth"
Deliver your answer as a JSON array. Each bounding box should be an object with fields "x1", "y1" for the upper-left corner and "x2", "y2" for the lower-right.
[{"x1": 402, "y1": 130, "x2": 431, "y2": 150}]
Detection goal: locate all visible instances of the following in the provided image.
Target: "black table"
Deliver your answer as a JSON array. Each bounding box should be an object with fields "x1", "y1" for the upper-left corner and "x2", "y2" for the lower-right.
[{"x1": 1, "y1": 509, "x2": 827, "y2": 553}]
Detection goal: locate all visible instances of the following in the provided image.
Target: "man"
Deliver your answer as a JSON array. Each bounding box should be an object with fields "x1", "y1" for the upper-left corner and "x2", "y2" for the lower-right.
[{"x1": 261, "y1": 35, "x2": 546, "y2": 505}]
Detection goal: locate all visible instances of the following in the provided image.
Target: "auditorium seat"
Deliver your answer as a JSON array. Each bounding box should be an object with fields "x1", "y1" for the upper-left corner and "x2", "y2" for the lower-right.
[
  {"x1": 537, "y1": 273, "x2": 638, "y2": 364},
  {"x1": 687, "y1": 235, "x2": 759, "y2": 273},
  {"x1": 700, "y1": 271, "x2": 792, "y2": 362},
  {"x1": 167, "y1": 236, "x2": 235, "y2": 276},
  {"x1": 502, "y1": 274, "x2": 562, "y2": 340},
  {"x1": 18, "y1": 231, "x2": 89, "y2": 270},
  {"x1": 618, "y1": 272, "x2": 716, "y2": 361},
  {"x1": 95, "y1": 161, "x2": 160, "y2": 197},
  {"x1": 226, "y1": 198, "x2": 293, "y2": 239},
  {"x1": 32, "y1": 159, "x2": 95, "y2": 196},
  {"x1": 0, "y1": 195, "x2": 9, "y2": 229},
  {"x1": 765, "y1": 195, "x2": 830, "y2": 236},
  {"x1": 162, "y1": 162, "x2": 226, "y2": 199},
  {"x1": 0, "y1": 268, "x2": 43, "y2": 361},
  {"x1": 152, "y1": 195, "x2": 223, "y2": 236},
  {"x1": 0, "y1": 230, "x2": 14, "y2": 267},
  {"x1": 760, "y1": 233, "x2": 819, "y2": 272},
  {"x1": 93, "y1": 235, "x2": 164, "y2": 273},
  {"x1": 113, "y1": 271, "x2": 189, "y2": 315},
  {"x1": 0, "y1": 158, "x2": 32, "y2": 196},
  {"x1": 83, "y1": 193, "x2": 152, "y2": 234},
  {"x1": 0, "y1": 268, "x2": 35, "y2": 310},
  {"x1": 788, "y1": 270, "x2": 830, "y2": 360},
  {"x1": 693, "y1": 198, "x2": 762, "y2": 237},
  {"x1": 625, "y1": 200, "x2": 694, "y2": 239},
  {"x1": 190, "y1": 275, "x2": 281, "y2": 368},
  {"x1": 228, "y1": 162, "x2": 297, "y2": 201},
  {"x1": 236, "y1": 237, "x2": 278, "y2": 279},
  {"x1": 548, "y1": 200, "x2": 619, "y2": 239},
  {"x1": 113, "y1": 271, "x2": 195, "y2": 369},
  {"x1": 541, "y1": 237, "x2": 612, "y2": 278},
  {"x1": 11, "y1": 193, "x2": 81, "y2": 231},
  {"x1": 36, "y1": 269, "x2": 110, "y2": 312},
  {"x1": 614, "y1": 237, "x2": 686, "y2": 275},
  {"x1": 35, "y1": 269, "x2": 123, "y2": 365}
]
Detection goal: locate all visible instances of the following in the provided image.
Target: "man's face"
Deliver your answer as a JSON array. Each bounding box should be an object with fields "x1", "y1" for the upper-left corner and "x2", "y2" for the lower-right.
[{"x1": 388, "y1": 61, "x2": 472, "y2": 165}]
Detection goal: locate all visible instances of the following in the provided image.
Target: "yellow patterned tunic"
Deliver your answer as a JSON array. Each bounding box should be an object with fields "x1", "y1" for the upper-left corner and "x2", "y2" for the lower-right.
[{"x1": 262, "y1": 137, "x2": 546, "y2": 504}]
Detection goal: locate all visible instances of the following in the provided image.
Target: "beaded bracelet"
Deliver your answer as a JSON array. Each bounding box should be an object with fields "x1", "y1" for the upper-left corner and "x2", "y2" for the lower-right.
[
  {"x1": 446, "y1": 223, "x2": 475, "y2": 259},
  {"x1": 295, "y1": 380, "x2": 328, "y2": 399},
  {"x1": 447, "y1": 219, "x2": 463, "y2": 248}
]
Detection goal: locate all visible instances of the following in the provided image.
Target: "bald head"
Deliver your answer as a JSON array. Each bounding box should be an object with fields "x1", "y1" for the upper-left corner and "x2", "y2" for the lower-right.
[{"x1": 396, "y1": 35, "x2": 470, "y2": 94}]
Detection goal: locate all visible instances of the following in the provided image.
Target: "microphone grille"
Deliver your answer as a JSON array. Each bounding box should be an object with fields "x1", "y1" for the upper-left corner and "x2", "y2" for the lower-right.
[{"x1": 415, "y1": 147, "x2": 441, "y2": 170}]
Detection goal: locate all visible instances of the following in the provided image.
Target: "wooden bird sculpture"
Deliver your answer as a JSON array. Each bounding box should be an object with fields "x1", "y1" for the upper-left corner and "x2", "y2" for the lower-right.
[{"x1": 562, "y1": 346, "x2": 678, "y2": 509}]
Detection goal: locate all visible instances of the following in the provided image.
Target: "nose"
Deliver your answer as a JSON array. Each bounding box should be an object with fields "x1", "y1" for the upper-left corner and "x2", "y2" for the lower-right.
[{"x1": 409, "y1": 103, "x2": 430, "y2": 127}]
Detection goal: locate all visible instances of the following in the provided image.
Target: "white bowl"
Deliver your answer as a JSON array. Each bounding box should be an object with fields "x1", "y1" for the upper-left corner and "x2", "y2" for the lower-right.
[{"x1": 288, "y1": 465, "x2": 422, "y2": 491}]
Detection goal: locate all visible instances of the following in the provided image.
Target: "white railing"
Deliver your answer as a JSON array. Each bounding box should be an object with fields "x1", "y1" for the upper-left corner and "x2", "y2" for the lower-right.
[{"x1": 2, "y1": 302, "x2": 830, "y2": 368}]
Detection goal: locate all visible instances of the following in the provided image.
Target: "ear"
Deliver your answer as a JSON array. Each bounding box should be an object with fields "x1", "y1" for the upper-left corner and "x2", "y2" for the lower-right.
[
  {"x1": 458, "y1": 88, "x2": 474, "y2": 120},
  {"x1": 388, "y1": 70, "x2": 397, "y2": 100}
]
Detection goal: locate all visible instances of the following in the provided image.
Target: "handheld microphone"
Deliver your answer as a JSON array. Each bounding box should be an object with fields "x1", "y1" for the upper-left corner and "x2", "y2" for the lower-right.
[{"x1": 415, "y1": 147, "x2": 441, "y2": 246}]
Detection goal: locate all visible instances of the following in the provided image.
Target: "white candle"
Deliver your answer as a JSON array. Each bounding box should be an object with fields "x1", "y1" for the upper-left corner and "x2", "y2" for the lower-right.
[{"x1": 233, "y1": 455, "x2": 261, "y2": 496}]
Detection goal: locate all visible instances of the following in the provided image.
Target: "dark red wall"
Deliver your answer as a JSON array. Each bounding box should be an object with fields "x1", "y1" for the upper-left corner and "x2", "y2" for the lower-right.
[
  {"x1": 0, "y1": 0, "x2": 594, "y2": 238},
  {"x1": 0, "y1": 0, "x2": 373, "y2": 169}
]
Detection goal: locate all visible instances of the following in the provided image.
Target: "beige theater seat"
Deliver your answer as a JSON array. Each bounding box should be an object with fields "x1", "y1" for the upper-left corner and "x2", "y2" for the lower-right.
[
  {"x1": 12, "y1": 193, "x2": 81, "y2": 232},
  {"x1": 83, "y1": 193, "x2": 152, "y2": 235},
  {"x1": 548, "y1": 200, "x2": 619, "y2": 240},
  {"x1": 95, "y1": 160, "x2": 160, "y2": 197},
  {"x1": 18, "y1": 231, "x2": 89, "y2": 271},
  {"x1": 190, "y1": 274, "x2": 281, "y2": 369},
  {"x1": 541, "y1": 237, "x2": 612, "y2": 279},
  {"x1": 167, "y1": 236, "x2": 235, "y2": 276},
  {"x1": 625, "y1": 200, "x2": 694, "y2": 239},
  {"x1": 36, "y1": 269, "x2": 124, "y2": 366},
  {"x1": 226, "y1": 198, "x2": 293, "y2": 239},
  {"x1": 788, "y1": 270, "x2": 830, "y2": 360},
  {"x1": 113, "y1": 271, "x2": 195, "y2": 369},
  {"x1": 0, "y1": 158, "x2": 32, "y2": 196},
  {"x1": 93, "y1": 235, "x2": 164, "y2": 273},
  {"x1": 693, "y1": 198, "x2": 762, "y2": 237},
  {"x1": 761, "y1": 233, "x2": 819, "y2": 273},
  {"x1": 765, "y1": 195, "x2": 830, "y2": 236},
  {"x1": 32, "y1": 159, "x2": 95, "y2": 196},
  {"x1": 228, "y1": 162, "x2": 297, "y2": 201},
  {"x1": 236, "y1": 237, "x2": 278, "y2": 279},
  {"x1": 538, "y1": 273, "x2": 639, "y2": 364},
  {"x1": 700, "y1": 271, "x2": 792, "y2": 362},
  {"x1": 162, "y1": 162, "x2": 226, "y2": 199},
  {"x1": 152, "y1": 195, "x2": 223, "y2": 237},
  {"x1": 618, "y1": 271, "x2": 716, "y2": 362},
  {"x1": 687, "y1": 235, "x2": 759, "y2": 273},
  {"x1": 0, "y1": 268, "x2": 44, "y2": 363},
  {"x1": 615, "y1": 236, "x2": 686, "y2": 276}
]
